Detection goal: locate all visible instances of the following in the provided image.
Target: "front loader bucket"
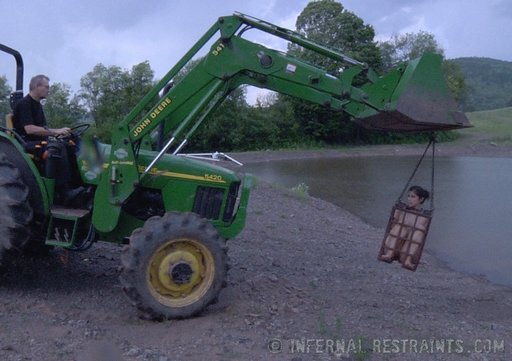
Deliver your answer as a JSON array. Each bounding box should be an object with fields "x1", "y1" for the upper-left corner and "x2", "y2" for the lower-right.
[{"x1": 352, "y1": 53, "x2": 471, "y2": 132}]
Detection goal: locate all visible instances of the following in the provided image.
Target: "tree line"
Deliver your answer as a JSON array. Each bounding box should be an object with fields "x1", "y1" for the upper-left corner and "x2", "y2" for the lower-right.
[
  {"x1": 1, "y1": 0, "x2": 465, "y2": 151},
  {"x1": 453, "y1": 57, "x2": 512, "y2": 111}
]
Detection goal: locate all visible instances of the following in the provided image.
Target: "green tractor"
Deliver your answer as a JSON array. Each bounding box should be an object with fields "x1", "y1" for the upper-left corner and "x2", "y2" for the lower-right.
[{"x1": 0, "y1": 13, "x2": 470, "y2": 320}]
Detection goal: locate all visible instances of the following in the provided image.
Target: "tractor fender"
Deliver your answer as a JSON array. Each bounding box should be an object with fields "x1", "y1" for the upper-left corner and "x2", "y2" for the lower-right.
[{"x1": 0, "y1": 132, "x2": 50, "y2": 216}]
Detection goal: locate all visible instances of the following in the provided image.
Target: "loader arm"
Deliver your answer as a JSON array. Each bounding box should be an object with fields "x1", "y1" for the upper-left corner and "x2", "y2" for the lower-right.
[
  {"x1": 124, "y1": 12, "x2": 469, "y2": 144},
  {"x1": 93, "y1": 12, "x2": 470, "y2": 232}
]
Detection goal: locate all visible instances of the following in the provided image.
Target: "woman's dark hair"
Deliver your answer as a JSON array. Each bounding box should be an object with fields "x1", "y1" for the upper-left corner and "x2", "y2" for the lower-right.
[{"x1": 409, "y1": 185, "x2": 430, "y2": 203}]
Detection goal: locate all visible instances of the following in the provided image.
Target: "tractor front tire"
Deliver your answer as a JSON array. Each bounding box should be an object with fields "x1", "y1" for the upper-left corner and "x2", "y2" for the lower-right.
[
  {"x1": 0, "y1": 154, "x2": 33, "y2": 269},
  {"x1": 120, "y1": 212, "x2": 228, "y2": 320}
]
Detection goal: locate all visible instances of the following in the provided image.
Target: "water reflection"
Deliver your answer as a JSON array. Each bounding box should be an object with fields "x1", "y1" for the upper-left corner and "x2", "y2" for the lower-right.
[{"x1": 243, "y1": 156, "x2": 512, "y2": 286}]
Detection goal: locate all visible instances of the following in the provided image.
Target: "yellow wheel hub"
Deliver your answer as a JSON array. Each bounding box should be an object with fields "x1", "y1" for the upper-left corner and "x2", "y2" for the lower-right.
[{"x1": 147, "y1": 238, "x2": 215, "y2": 308}]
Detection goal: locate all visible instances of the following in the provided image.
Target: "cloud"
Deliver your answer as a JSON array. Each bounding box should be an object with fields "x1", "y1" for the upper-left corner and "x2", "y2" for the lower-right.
[
  {"x1": 492, "y1": 0, "x2": 512, "y2": 19},
  {"x1": 1, "y1": 0, "x2": 512, "y2": 97}
]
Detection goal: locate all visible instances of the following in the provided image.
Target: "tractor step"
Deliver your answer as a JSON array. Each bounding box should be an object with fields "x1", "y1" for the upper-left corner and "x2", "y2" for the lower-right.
[
  {"x1": 46, "y1": 207, "x2": 91, "y2": 248},
  {"x1": 51, "y1": 206, "x2": 90, "y2": 219}
]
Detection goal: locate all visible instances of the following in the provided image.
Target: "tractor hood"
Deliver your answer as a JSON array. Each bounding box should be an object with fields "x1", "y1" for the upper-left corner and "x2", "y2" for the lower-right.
[
  {"x1": 78, "y1": 142, "x2": 242, "y2": 188},
  {"x1": 136, "y1": 148, "x2": 242, "y2": 188}
]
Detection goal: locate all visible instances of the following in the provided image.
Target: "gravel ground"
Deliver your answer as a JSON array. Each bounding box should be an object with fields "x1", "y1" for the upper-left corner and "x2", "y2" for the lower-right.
[{"x1": 0, "y1": 139, "x2": 511, "y2": 361}]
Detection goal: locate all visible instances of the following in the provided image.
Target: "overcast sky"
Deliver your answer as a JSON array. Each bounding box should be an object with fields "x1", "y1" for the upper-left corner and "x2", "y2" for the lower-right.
[{"x1": 2, "y1": 0, "x2": 511, "y2": 99}]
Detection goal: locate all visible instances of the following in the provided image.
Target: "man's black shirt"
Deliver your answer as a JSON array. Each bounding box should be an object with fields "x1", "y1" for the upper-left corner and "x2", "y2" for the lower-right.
[{"x1": 13, "y1": 94, "x2": 47, "y2": 141}]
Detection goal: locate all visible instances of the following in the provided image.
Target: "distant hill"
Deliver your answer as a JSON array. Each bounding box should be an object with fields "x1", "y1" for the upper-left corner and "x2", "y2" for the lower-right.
[
  {"x1": 464, "y1": 107, "x2": 512, "y2": 142},
  {"x1": 452, "y1": 57, "x2": 512, "y2": 111}
]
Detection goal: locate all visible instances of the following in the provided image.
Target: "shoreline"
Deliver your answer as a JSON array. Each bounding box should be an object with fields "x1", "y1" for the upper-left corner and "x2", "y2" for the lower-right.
[
  {"x1": 229, "y1": 137, "x2": 512, "y2": 165},
  {"x1": 229, "y1": 139, "x2": 512, "y2": 288}
]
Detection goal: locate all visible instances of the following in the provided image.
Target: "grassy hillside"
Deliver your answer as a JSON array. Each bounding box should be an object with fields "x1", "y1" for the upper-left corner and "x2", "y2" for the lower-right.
[
  {"x1": 452, "y1": 57, "x2": 512, "y2": 111},
  {"x1": 461, "y1": 107, "x2": 512, "y2": 143}
]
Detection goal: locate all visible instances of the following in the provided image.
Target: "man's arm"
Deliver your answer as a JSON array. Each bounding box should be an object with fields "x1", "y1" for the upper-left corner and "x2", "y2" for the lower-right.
[{"x1": 24, "y1": 124, "x2": 71, "y2": 137}]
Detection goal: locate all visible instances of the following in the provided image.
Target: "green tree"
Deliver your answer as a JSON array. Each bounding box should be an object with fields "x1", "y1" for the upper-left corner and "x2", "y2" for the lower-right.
[
  {"x1": 44, "y1": 82, "x2": 86, "y2": 128},
  {"x1": 0, "y1": 75, "x2": 12, "y2": 126},
  {"x1": 254, "y1": 93, "x2": 301, "y2": 148},
  {"x1": 379, "y1": 31, "x2": 444, "y2": 71},
  {"x1": 187, "y1": 87, "x2": 252, "y2": 151},
  {"x1": 286, "y1": 0, "x2": 381, "y2": 145},
  {"x1": 378, "y1": 31, "x2": 467, "y2": 107},
  {"x1": 291, "y1": 0, "x2": 381, "y2": 72},
  {"x1": 169, "y1": 57, "x2": 263, "y2": 152},
  {"x1": 442, "y1": 60, "x2": 467, "y2": 104},
  {"x1": 79, "y1": 61, "x2": 155, "y2": 141}
]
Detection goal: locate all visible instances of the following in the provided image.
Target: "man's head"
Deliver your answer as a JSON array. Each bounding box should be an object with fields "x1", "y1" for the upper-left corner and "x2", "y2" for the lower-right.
[{"x1": 29, "y1": 74, "x2": 50, "y2": 101}]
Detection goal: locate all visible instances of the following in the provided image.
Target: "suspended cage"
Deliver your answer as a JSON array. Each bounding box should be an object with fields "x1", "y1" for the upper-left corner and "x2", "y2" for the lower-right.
[{"x1": 378, "y1": 137, "x2": 436, "y2": 271}]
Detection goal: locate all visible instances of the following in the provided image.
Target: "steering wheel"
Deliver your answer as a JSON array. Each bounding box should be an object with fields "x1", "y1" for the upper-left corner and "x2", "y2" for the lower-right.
[{"x1": 56, "y1": 123, "x2": 90, "y2": 139}]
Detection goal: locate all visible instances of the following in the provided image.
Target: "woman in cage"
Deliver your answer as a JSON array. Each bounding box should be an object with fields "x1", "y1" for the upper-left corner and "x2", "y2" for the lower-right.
[{"x1": 379, "y1": 185, "x2": 430, "y2": 269}]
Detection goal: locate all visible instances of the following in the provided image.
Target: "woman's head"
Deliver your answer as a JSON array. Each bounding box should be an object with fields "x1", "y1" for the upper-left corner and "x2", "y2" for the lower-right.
[{"x1": 407, "y1": 185, "x2": 430, "y2": 208}]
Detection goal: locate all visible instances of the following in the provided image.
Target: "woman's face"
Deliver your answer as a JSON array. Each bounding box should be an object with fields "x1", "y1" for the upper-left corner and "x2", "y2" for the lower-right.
[{"x1": 407, "y1": 191, "x2": 424, "y2": 209}]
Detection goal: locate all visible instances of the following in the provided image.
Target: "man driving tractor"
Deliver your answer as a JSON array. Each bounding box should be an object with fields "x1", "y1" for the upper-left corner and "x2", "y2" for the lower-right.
[{"x1": 13, "y1": 74, "x2": 83, "y2": 205}]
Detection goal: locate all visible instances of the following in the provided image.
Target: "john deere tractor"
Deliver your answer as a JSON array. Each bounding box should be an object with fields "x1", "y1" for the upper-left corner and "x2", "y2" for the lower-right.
[{"x1": 0, "y1": 13, "x2": 470, "y2": 320}]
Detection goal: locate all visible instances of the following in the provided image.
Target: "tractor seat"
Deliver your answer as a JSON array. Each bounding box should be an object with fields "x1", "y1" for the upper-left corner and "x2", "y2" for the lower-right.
[
  {"x1": 5, "y1": 112, "x2": 14, "y2": 129},
  {"x1": 4, "y1": 113, "x2": 23, "y2": 141},
  {"x1": 4, "y1": 113, "x2": 39, "y2": 161}
]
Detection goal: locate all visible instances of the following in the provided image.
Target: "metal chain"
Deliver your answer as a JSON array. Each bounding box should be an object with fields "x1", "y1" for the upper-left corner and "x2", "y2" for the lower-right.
[{"x1": 397, "y1": 135, "x2": 436, "y2": 211}]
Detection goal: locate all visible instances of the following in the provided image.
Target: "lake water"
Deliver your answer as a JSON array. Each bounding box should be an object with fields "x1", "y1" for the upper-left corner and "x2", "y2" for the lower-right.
[{"x1": 243, "y1": 156, "x2": 512, "y2": 287}]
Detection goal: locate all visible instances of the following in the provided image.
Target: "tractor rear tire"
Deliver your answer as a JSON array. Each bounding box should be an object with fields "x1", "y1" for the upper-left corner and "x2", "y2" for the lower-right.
[
  {"x1": 0, "y1": 153, "x2": 34, "y2": 269},
  {"x1": 120, "y1": 212, "x2": 228, "y2": 320}
]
